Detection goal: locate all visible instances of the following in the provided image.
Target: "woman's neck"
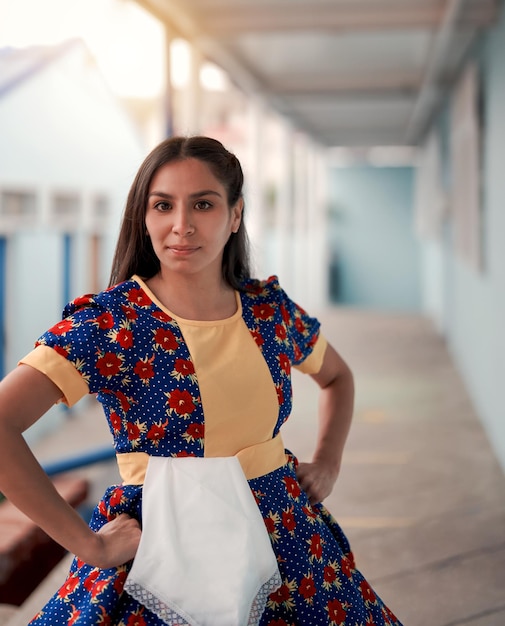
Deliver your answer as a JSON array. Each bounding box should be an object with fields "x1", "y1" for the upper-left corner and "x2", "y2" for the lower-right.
[{"x1": 145, "y1": 272, "x2": 237, "y2": 321}]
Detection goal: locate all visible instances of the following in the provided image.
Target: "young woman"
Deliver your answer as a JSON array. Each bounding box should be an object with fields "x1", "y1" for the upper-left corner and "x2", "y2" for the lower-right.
[{"x1": 0, "y1": 136, "x2": 402, "y2": 625}]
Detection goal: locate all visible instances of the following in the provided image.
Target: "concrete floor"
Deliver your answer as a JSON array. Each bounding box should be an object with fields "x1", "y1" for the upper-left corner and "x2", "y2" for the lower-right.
[{"x1": 3, "y1": 307, "x2": 505, "y2": 625}]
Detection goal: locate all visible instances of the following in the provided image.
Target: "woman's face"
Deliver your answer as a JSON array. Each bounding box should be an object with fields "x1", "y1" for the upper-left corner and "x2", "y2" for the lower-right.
[{"x1": 145, "y1": 158, "x2": 242, "y2": 281}]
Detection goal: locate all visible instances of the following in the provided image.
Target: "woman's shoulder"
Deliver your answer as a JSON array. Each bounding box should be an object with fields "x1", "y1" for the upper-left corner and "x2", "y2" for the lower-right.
[
  {"x1": 63, "y1": 278, "x2": 140, "y2": 317},
  {"x1": 240, "y1": 275, "x2": 282, "y2": 299}
]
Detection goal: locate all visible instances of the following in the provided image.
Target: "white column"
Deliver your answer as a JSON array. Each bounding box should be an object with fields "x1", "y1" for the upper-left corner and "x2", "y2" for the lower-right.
[
  {"x1": 163, "y1": 25, "x2": 175, "y2": 138},
  {"x1": 182, "y1": 44, "x2": 203, "y2": 135},
  {"x1": 307, "y1": 145, "x2": 330, "y2": 310},
  {"x1": 245, "y1": 95, "x2": 266, "y2": 277},
  {"x1": 292, "y1": 133, "x2": 309, "y2": 303},
  {"x1": 275, "y1": 118, "x2": 294, "y2": 293}
]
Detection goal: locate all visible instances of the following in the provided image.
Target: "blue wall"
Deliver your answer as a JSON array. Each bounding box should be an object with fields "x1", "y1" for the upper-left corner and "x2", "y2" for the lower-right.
[{"x1": 329, "y1": 165, "x2": 421, "y2": 312}]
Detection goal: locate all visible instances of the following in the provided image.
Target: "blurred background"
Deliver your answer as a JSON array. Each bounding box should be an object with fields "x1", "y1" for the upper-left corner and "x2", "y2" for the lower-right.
[{"x1": 0, "y1": 0, "x2": 504, "y2": 623}]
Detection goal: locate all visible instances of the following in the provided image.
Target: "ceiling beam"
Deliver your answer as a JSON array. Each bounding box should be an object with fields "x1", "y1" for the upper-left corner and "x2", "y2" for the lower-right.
[
  {"x1": 265, "y1": 71, "x2": 424, "y2": 98},
  {"x1": 403, "y1": 0, "x2": 477, "y2": 144},
  {"x1": 197, "y1": 0, "x2": 498, "y2": 35}
]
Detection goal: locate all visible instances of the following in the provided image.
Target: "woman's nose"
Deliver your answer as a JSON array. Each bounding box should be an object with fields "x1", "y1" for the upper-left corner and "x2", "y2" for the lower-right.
[{"x1": 172, "y1": 208, "x2": 194, "y2": 235}]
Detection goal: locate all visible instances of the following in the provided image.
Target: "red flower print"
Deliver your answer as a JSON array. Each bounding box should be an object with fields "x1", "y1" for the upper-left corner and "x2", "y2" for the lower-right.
[
  {"x1": 127, "y1": 421, "x2": 140, "y2": 441},
  {"x1": 293, "y1": 344, "x2": 303, "y2": 362},
  {"x1": 91, "y1": 579, "x2": 109, "y2": 598},
  {"x1": 98, "y1": 500, "x2": 107, "y2": 519},
  {"x1": 116, "y1": 390, "x2": 135, "y2": 413},
  {"x1": 73, "y1": 295, "x2": 94, "y2": 307},
  {"x1": 121, "y1": 304, "x2": 138, "y2": 321},
  {"x1": 275, "y1": 323, "x2": 287, "y2": 341},
  {"x1": 283, "y1": 475, "x2": 301, "y2": 500},
  {"x1": 147, "y1": 420, "x2": 169, "y2": 444},
  {"x1": 49, "y1": 319, "x2": 74, "y2": 336},
  {"x1": 294, "y1": 317, "x2": 306, "y2": 334},
  {"x1": 367, "y1": 614, "x2": 378, "y2": 626},
  {"x1": 96, "y1": 352, "x2": 123, "y2": 378},
  {"x1": 172, "y1": 358, "x2": 197, "y2": 382},
  {"x1": 83, "y1": 569, "x2": 99, "y2": 591},
  {"x1": 167, "y1": 389, "x2": 196, "y2": 416},
  {"x1": 58, "y1": 574, "x2": 80, "y2": 598},
  {"x1": 134, "y1": 356, "x2": 155, "y2": 381},
  {"x1": 302, "y1": 505, "x2": 318, "y2": 522},
  {"x1": 323, "y1": 565, "x2": 337, "y2": 585},
  {"x1": 280, "y1": 304, "x2": 290, "y2": 325},
  {"x1": 252, "y1": 303, "x2": 275, "y2": 321},
  {"x1": 116, "y1": 328, "x2": 133, "y2": 349},
  {"x1": 183, "y1": 422, "x2": 204, "y2": 444},
  {"x1": 97, "y1": 605, "x2": 113, "y2": 625},
  {"x1": 382, "y1": 605, "x2": 399, "y2": 625},
  {"x1": 268, "y1": 583, "x2": 290, "y2": 604},
  {"x1": 251, "y1": 329, "x2": 264, "y2": 347},
  {"x1": 127, "y1": 610, "x2": 147, "y2": 626},
  {"x1": 267, "y1": 578, "x2": 296, "y2": 610},
  {"x1": 264, "y1": 516, "x2": 276, "y2": 534},
  {"x1": 298, "y1": 573, "x2": 316, "y2": 602},
  {"x1": 53, "y1": 344, "x2": 70, "y2": 358},
  {"x1": 341, "y1": 555, "x2": 353, "y2": 578},
  {"x1": 307, "y1": 533, "x2": 324, "y2": 562},
  {"x1": 267, "y1": 620, "x2": 290, "y2": 626},
  {"x1": 360, "y1": 579, "x2": 377, "y2": 604},
  {"x1": 281, "y1": 506, "x2": 296, "y2": 533},
  {"x1": 174, "y1": 358, "x2": 195, "y2": 376},
  {"x1": 96, "y1": 312, "x2": 114, "y2": 329},
  {"x1": 327, "y1": 599, "x2": 347, "y2": 625},
  {"x1": 153, "y1": 328, "x2": 178, "y2": 352},
  {"x1": 127, "y1": 288, "x2": 151, "y2": 308},
  {"x1": 110, "y1": 411, "x2": 121, "y2": 432},
  {"x1": 152, "y1": 309, "x2": 172, "y2": 322},
  {"x1": 278, "y1": 353, "x2": 291, "y2": 375},
  {"x1": 68, "y1": 605, "x2": 81, "y2": 626},
  {"x1": 276, "y1": 384, "x2": 284, "y2": 405},
  {"x1": 308, "y1": 332, "x2": 318, "y2": 347},
  {"x1": 174, "y1": 450, "x2": 196, "y2": 457},
  {"x1": 264, "y1": 511, "x2": 281, "y2": 542},
  {"x1": 109, "y1": 487, "x2": 125, "y2": 507},
  {"x1": 114, "y1": 569, "x2": 128, "y2": 595}
]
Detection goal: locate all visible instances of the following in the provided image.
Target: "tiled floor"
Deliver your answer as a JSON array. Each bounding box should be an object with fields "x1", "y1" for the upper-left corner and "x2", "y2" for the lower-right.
[{"x1": 4, "y1": 307, "x2": 505, "y2": 625}]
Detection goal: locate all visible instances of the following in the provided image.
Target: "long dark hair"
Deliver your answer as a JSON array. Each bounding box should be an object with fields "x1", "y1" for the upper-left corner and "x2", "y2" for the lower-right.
[{"x1": 108, "y1": 136, "x2": 251, "y2": 289}]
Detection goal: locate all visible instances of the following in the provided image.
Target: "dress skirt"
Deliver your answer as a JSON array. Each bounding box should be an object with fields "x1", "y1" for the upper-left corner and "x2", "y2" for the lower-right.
[{"x1": 29, "y1": 452, "x2": 402, "y2": 626}]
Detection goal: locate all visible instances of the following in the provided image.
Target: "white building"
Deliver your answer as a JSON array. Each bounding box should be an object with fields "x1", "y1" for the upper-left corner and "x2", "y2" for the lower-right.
[{"x1": 0, "y1": 39, "x2": 147, "y2": 439}]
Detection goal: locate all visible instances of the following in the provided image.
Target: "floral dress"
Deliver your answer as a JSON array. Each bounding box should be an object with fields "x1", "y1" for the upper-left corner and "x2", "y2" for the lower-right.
[{"x1": 22, "y1": 275, "x2": 402, "y2": 626}]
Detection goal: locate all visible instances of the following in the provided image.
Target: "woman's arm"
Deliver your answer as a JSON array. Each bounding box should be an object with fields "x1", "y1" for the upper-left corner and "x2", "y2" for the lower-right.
[
  {"x1": 0, "y1": 364, "x2": 141, "y2": 568},
  {"x1": 296, "y1": 343, "x2": 354, "y2": 505}
]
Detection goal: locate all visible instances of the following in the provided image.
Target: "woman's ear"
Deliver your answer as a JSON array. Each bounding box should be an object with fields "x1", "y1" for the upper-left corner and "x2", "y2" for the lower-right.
[{"x1": 231, "y1": 198, "x2": 244, "y2": 233}]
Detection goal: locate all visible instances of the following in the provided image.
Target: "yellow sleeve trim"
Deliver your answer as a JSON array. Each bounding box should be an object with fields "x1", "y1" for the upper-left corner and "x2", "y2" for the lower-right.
[
  {"x1": 294, "y1": 333, "x2": 328, "y2": 375},
  {"x1": 19, "y1": 345, "x2": 89, "y2": 407}
]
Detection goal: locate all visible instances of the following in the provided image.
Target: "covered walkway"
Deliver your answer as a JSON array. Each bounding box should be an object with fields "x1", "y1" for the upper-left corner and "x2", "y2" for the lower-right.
[{"x1": 2, "y1": 306, "x2": 504, "y2": 625}]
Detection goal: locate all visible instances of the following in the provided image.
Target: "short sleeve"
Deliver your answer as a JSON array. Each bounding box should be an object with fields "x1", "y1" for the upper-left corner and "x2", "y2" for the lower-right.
[
  {"x1": 273, "y1": 278, "x2": 327, "y2": 373},
  {"x1": 19, "y1": 292, "x2": 127, "y2": 405}
]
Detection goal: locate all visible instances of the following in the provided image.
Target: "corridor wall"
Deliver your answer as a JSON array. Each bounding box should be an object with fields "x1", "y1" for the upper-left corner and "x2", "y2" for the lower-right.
[{"x1": 419, "y1": 5, "x2": 505, "y2": 472}]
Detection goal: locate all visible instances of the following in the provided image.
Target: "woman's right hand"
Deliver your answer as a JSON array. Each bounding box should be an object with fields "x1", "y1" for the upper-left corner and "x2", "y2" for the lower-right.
[{"x1": 87, "y1": 514, "x2": 142, "y2": 569}]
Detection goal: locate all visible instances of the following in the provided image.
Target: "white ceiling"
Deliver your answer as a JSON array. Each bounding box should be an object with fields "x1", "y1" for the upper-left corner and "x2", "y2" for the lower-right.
[{"x1": 135, "y1": 0, "x2": 500, "y2": 148}]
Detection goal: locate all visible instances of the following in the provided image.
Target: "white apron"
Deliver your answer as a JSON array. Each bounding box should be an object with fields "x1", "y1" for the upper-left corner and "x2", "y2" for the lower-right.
[{"x1": 123, "y1": 455, "x2": 282, "y2": 626}]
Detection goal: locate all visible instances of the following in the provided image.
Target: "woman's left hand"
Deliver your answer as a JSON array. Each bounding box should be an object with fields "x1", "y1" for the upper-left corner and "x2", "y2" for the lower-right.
[{"x1": 296, "y1": 460, "x2": 339, "y2": 506}]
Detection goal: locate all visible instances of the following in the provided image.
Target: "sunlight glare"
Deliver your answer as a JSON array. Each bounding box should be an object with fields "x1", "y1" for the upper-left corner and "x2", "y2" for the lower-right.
[{"x1": 0, "y1": 0, "x2": 165, "y2": 99}]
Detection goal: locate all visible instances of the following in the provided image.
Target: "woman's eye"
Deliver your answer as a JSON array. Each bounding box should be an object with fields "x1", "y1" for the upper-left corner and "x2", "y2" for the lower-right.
[
  {"x1": 195, "y1": 200, "x2": 212, "y2": 211},
  {"x1": 154, "y1": 201, "x2": 171, "y2": 212}
]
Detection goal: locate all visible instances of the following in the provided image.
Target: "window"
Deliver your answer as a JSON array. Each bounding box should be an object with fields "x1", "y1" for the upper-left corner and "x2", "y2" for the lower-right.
[
  {"x1": 0, "y1": 191, "x2": 36, "y2": 218},
  {"x1": 52, "y1": 193, "x2": 80, "y2": 219}
]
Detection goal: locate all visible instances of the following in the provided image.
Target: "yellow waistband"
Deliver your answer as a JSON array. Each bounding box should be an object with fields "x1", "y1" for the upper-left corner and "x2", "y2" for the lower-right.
[{"x1": 116, "y1": 433, "x2": 287, "y2": 484}]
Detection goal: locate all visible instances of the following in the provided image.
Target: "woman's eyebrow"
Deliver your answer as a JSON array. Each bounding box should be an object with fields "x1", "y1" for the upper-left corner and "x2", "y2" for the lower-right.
[{"x1": 148, "y1": 190, "x2": 223, "y2": 199}]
